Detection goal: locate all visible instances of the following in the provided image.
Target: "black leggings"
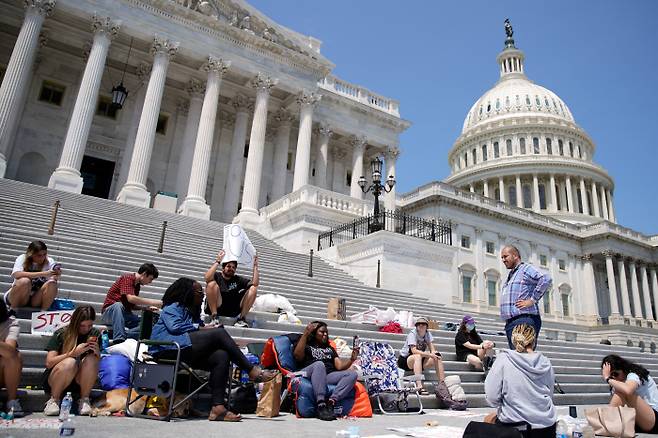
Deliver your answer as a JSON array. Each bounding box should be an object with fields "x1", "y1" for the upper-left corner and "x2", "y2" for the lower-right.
[{"x1": 156, "y1": 327, "x2": 254, "y2": 406}]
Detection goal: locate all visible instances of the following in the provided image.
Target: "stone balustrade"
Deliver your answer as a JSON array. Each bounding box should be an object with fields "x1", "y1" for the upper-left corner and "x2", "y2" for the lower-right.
[
  {"x1": 318, "y1": 75, "x2": 400, "y2": 117},
  {"x1": 260, "y1": 184, "x2": 374, "y2": 219}
]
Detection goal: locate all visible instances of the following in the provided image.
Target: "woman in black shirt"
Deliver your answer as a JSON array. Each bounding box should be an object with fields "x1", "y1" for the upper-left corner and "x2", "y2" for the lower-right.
[
  {"x1": 293, "y1": 321, "x2": 358, "y2": 421},
  {"x1": 454, "y1": 315, "x2": 494, "y2": 371}
]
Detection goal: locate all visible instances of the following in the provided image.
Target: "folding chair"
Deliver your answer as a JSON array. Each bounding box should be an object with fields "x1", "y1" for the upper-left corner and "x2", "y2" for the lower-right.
[{"x1": 360, "y1": 341, "x2": 424, "y2": 415}]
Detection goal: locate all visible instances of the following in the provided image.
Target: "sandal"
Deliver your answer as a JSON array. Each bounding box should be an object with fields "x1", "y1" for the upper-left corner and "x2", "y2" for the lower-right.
[
  {"x1": 209, "y1": 406, "x2": 242, "y2": 422},
  {"x1": 250, "y1": 367, "x2": 278, "y2": 383},
  {"x1": 417, "y1": 388, "x2": 430, "y2": 396}
]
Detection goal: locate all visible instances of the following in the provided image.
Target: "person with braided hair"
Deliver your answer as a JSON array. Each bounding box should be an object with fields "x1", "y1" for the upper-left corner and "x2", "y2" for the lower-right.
[{"x1": 483, "y1": 323, "x2": 557, "y2": 437}]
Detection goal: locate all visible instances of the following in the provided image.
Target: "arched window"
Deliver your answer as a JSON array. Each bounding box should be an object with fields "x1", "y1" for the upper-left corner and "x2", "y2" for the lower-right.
[
  {"x1": 543, "y1": 290, "x2": 551, "y2": 314},
  {"x1": 464, "y1": 153, "x2": 468, "y2": 167},
  {"x1": 495, "y1": 99, "x2": 500, "y2": 110},
  {"x1": 546, "y1": 138, "x2": 552, "y2": 155},
  {"x1": 520, "y1": 138, "x2": 526, "y2": 154},
  {"x1": 569, "y1": 141, "x2": 574, "y2": 157},
  {"x1": 523, "y1": 184, "x2": 532, "y2": 208},
  {"x1": 535, "y1": 96, "x2": 541, "y2": 107},
  {"x1": 458, "y1": 264, "x2": 476, "y2": 304},
  {"x1": 525, "y1": 95, "x2": 531, "y2": 106},
  {"x1": 508, "y1": 185, "x2": 517, "y2": 206},
  {"x1": 494, "y1": 188, "x2": 500, "y2": 200},
  {"x1": 487, "y1": 103, "x2": 491, "y2": 113},
  {"x1": 538, "y1": 184, "x2": 547, "y2": 209},
  {"x1": 577, "y1": 189, "x2": 584, "y2": 213},
  {"x1": 505, "y1": 96, "x2": 510, "y2": 108},
  {"x1": 562, "y1": 291, "x2": 572, "y2": 316},
  {"x1": 472, "y1": 148, "x2": 477, "y2": 165},
  {"x1": 493, "y1": 142, "x2": 500, "y2": 158},
  {"x1": 533, "y1": 137, "x2": 540, "y2": 154},
  {"x1": 482, "y1": 144, "x2": 488, "y2": 161},
  {"x1": 506, "y1": 139, "x2": 512, "y2": 156},
  {"x1": 577, "y1": 145, "x2": 583, "y2": 159},
  {"x1": 558, "y1": 139, "x2": 564, "y2": 155},
  {"x1": 587, "y1": 191, "x2": 593, "y2": 215}
]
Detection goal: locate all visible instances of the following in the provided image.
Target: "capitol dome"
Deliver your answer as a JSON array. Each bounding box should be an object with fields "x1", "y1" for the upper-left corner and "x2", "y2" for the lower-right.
[{"x1": 445, "y1": 22, "x2": 616, "y2": 225}]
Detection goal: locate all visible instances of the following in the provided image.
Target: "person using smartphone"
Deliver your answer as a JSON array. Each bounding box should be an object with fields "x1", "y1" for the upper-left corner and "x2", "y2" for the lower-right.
[
  {"x1": 42, "y1": 306, "x2": 100, "y2": 417},
  {"x1": 5, "y1": 240, "x2": 60, "y2": 310}
]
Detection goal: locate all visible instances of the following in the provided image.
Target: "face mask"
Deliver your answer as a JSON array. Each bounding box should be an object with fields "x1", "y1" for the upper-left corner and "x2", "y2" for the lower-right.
[{"x1": 466, "y1": 324, "x2": 475, "y2": 331}]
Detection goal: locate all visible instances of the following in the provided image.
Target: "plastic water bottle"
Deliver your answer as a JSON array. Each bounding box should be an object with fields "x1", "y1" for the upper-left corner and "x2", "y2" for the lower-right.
[
  {"x1": 60, "y1": 417, "x2": 75, "y2": 436},
  {"x1": 59, "y1": 392, "x2": 73, "y2": 421},
  {"x1": 556, "y1": 419, "x2": 568, "y2": 438},
  {"x1": 572, "y1": 420, "x2": 583, "y2": 438},
  {"x1": 101, "y1": 331, "x2": 110, "y2": 354}
]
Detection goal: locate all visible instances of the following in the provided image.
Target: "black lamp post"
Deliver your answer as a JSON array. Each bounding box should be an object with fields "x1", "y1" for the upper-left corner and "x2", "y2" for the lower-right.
[
  {"x1": 358, "y1": 156, "x2": 395, "y2": 232},
  {"x1": 110, "y1": 38, "x2": 132, "y2": 110}
]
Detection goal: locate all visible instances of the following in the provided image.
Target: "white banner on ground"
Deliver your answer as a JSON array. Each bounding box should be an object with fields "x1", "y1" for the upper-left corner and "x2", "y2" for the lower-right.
[
  {"x1": 223, "y1": 224, "x2": 256, "y2": 269},
  {"x1": 31, "y1": 310, "x2": 74, "y2": 335}
]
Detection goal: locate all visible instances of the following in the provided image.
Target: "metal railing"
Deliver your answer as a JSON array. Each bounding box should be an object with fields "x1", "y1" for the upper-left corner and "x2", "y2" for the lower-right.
[{"x1": 317, "y1": 211, "x2": 452, "y2": 250}]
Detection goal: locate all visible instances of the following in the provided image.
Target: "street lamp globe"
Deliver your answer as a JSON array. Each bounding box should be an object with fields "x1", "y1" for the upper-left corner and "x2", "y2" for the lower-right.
[
  {"x1": 386, "y1": 174, "x2": 396, "y2": 189},
  {"x1": 358, "y1": 175, "x2": 367, "y2": 190},
  {"x1": 111, "y1": 82, "x2": 128, "y2": 110},
  {"x1": 370, "y1": 157, "x2": 383, "y2": 181}
]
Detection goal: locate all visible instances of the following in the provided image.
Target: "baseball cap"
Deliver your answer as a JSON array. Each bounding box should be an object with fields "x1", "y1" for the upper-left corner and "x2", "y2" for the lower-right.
[{"x1": 415, "y1": 316, "x2": 429, "y2": 326}]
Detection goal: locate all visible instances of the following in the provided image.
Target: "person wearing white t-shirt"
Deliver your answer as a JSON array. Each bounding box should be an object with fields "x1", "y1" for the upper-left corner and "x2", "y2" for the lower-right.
[
  {"x1": 5, "y1": 241, "x2": 59, "y2": 310},
  {"x1": 397, "y1": 316, "x2": 445, "y2": 394},
  {"x1": 602, "y1": 354, "x2": 658, "y2": 434}
]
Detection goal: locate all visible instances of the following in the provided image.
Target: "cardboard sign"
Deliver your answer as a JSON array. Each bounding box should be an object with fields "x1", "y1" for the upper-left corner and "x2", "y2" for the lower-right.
[
  {"x1": 31, "y1": 310, "x2": 74, "y2": 335},
  {"x1": 223, "y1": 224, "x2": 256, "y2": 269}
]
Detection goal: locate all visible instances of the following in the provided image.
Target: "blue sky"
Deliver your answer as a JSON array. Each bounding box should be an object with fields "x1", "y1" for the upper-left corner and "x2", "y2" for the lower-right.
[{"x1": 249, "y1": 0, "x2": 658, "y2": 235}]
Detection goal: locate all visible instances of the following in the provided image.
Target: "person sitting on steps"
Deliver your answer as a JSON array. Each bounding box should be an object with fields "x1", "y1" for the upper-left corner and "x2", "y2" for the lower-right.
[
  {"x1": 455, "y1": 315, "x2": 495, "y2": 373},
  {"x1": 484, "y1": 323, "x2": 556, "y2": 437},
  {"x1": 149, "y1": 278, "x2": 276, "y2": 422},
  {"x1": 0, "y1": 300, "x2": 23, "y2": 416},
  {"x1": 204, "y1": 250, "x2": 259, "y2": 328},
  {"x1": 293, "y1": 321, "x2": 359, "y2": 421},
  {"x1": 101, "y1": 263, "x2": 161, "y2": 343},
  {"x1": 43, "y1": 305, "x2": 100, "y2": 417},
  {"x1": 5, "y1": 240, "x2": 59, "y2": 311},
  {"x1": 397, "y1": 316, "x2": 445, "y2": 395},
  {"x1": 602, "y1": 354, "x2": 658, "y2": 435}
]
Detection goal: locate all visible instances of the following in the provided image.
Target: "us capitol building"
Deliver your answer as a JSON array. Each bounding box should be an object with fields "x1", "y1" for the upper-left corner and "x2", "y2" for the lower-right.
[{"x1": 0, "y1": 1, "x2": 656, "y2": 342}]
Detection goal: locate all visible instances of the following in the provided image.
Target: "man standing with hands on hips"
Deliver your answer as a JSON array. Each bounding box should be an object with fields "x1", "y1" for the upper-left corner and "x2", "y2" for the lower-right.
[{"x1": 500, "y1": 245, "x2": 552, "y2": 349}]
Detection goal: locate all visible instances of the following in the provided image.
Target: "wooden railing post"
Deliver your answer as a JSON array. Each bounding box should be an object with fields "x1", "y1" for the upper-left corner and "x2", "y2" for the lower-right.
[
  {"x1": 157, "y1": 221, "x2": 167, "y2": 253},
  {"x1": 47, "y1": 200, "x2": 60, "y2": 235}
]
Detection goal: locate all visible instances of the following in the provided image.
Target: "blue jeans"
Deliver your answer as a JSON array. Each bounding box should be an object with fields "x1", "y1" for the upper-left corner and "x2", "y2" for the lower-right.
[
  {"x1": 301, "y1": 361, "x2": 358, "y2": 403},
  {"x1": 101, "y1": 301, "x2": 141, "y2": 341},
  {"x1": 504, "y1": 313, "x2": 542, "y2": 350}
]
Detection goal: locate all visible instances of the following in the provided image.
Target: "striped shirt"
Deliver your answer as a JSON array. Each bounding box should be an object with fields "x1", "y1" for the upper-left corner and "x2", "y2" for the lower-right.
[{"x1": 500, "y1": 262, "x2": 552, "y2": 321}]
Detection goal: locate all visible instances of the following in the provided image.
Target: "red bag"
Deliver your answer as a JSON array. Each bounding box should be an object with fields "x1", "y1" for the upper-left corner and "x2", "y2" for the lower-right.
[{"x1": 379, "y1": 321, "x2": 403, "y2": 333}]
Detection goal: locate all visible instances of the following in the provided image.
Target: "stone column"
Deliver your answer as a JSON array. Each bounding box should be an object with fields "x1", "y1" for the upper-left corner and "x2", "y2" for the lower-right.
[
  {"x1": 116, "y1": 37, "x2": 178, "y2": 206},
  {"x1": 650, "y1": 267, "x2": 658, "y2": 321},
  {"x1": 0, "y1": 0, "x2": 55, "y2": 177},
  {"x1": 581, "y1": 254, "x2": 600, "y2": 320},
  {"x1": 384, "y1": 147, "x2": 399, "y2": 212},
  {"x1": 474, "y1": 228, "x2": 485, "y2": 310},
  {"x1": 603, "y1": 250, "x2": 620, "y2": 318},
  {"x1": 532, "y1": 174, "x2": 540, "y2": 211},
  {"x1": 349, "y1": 135, "x2": 366, "y2": 199},
  {"x1": 237, "y1": 73, "x2": 277, "y2": 220},
  {"x1": 174, "y1": 79, "x2": 205, "y2": 199},
  {"x1": 222, "y1": 94, "x2": 251, "y2": 220},
  {"x1": 629, "y1": 260, "x2": 642, "y2": 319},
  {"x1": 331, "y1": 147, "x2": 346, "y2": 192},
  {"x1": 313, "y1": 123, "x2": 332, "y2": 189},
  {"x1": 618, "y1": 257, "x2": 631, "y2": 317},
  {"x1": 499, "y1": 177, "x2": 506, "y2": 203},
  {"x1": 179, "y1": 57, "x2": 229, "y2": 219},
  {"x1": 515, "y1": 175, "x2": 522, "y2": 207},
  {"x1": 579, "y1": 178, "x2": 590, "y2": 215},
  {"x1": 607, "y1": 189, "x2": 616, "y2": 222},
  {"x1": 291, "y1": 90, "x2": 320, "y2": 191},
  {"x1": 270, "y1": 108, "x2": 293, "y2": 201},
  {"x1": 469, "y1": 184, "x2": 475, "y2": 193},
  {"x1": 640, "y1": 264, "x2": 653, "y2": 321},
  {"x1": 600, "y1": 186, "x2": 609, "y2": 220},
  {"x1": 548, "y1": 174, "x2": 558, "y2": 213},
  {"x1": 591, "y1": 181, "x2": 601, "y2": 217},
  {"x1": 558, "y1": 179, "x2": 567, "y2": 212},
  {"x1": 48, "y1": 15, "x2": 119, "y2": 192},
  {"x1": 208, "y1": 114, "x2": 235, "y2": 218},
  {"x1": 116, "y1": 62, "x2": 150, "y2": 192},
  {"x1": 565, "y1": 176, "x2": 574, "y2": 213}
]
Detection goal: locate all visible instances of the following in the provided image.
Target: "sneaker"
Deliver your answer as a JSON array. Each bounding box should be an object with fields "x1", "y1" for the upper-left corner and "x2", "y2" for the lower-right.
[
  {"x1": 316, "y1": 403, "x2": 336, "y2": 421},
  {"x1": 234, "y1": 317, "x2": 249, "y2": 328},
  {"x1": 211, "y1": 315, "x2": 223, "y2": 327},
  {"x1": 6, "y1": 399, "x2": 24, "y2": 417},
  {"x1": 43, "y1": 398, "x2": 60, "y2": 416},
  {"x1": 78, "y1": 397, "x2": 92, "y2": 416}
]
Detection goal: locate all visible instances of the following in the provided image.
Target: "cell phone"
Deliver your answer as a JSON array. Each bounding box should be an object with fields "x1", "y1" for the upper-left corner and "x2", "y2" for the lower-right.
[
  {"x1": 88, "y1": 336, "x2": 98, "y2": 343},
  {"x1": 352, "y1": 335, "x2": 360, "y2": 349},
  {"x1": 52, "y1": 263, "x2": 62, "y2": 271}
]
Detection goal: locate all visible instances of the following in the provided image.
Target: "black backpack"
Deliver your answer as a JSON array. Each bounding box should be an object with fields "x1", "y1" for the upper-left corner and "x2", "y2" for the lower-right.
[
  {"x1": 463, "y1": 422, "x2": 523, "y2": 438},
  {"x1": 228, "y1": 383, "x2": 258, "y2": 414}
]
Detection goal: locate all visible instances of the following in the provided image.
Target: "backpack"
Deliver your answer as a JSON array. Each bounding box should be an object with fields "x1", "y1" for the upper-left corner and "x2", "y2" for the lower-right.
[
  {"x1": 229, "y1": 383, "x2": 258, "y2": 414},
  {"x1": 433, "y1": 381, "x2": 467, "y2": 411},
  {"x1": 463, "y1": 421, "x2": 524, "y2": 438}
]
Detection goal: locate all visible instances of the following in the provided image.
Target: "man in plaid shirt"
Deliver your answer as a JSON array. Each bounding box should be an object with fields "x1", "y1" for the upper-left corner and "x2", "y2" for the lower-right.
[{"x1": 500, "y1": 245, "x2": 552, "y2": 349}]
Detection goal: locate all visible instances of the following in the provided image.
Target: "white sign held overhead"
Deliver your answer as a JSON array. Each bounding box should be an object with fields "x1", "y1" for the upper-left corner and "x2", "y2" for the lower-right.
[
  {"x1": 222, "y1": 224, "x2": 256, "y2": 269},
  {"x1": 31, "y1": 310, "x2": 74, "y2": 335}
]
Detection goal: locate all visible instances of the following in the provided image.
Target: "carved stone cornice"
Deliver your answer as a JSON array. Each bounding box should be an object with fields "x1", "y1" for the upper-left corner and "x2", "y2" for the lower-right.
[
  {"x1": 91, "y1": 14, "x2": 121, "y2": 39},
  {"x1": 24, "y1": 0, "x2": 55, "y2": 17},
  {"x1": 581, "y1": 253, "x2": 593, "y2": 262},
  {"x1": 315, "y1": 123, "x2": 333, "y2": 139},
  {"x1": 231, "y1": 93, "x2": 253, "y2": 113},
  {"x1": 150, "y1": 36, "x2": 179, "y2": 60},
  {"x1": 296, "y1": 89, "x2": 321, "y2": 107},
  {"x1": 201, "y1": 56, "x2": 230, "y2": 75},
  {"x1": 250, "y1": 73, "x2": 277, "y2": 92},
  {"x1": 274, "y1": 108, "x2": 294, "y2": 126},
  {"x1": 186, "y1": 78, "x2": 205, "y2": 98},
  {"x1": 601, "y1": 249, "x2": 615, "y2": 258},
  {"x1": 349, "y1": 135, "x2": 367, "y2": 149}
]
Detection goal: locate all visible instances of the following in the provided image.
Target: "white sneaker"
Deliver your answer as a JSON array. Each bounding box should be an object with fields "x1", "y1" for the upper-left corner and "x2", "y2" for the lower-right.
[
  {"x1": 6, "y1": 399, "x2": 24, "y2": 417},
  {"x1": 78, "y1": 398, "x2": 92, "y2": 416},
  {"x1": 44, "y1": 397, "x2": 60, "y2": 416}
]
